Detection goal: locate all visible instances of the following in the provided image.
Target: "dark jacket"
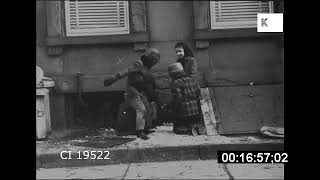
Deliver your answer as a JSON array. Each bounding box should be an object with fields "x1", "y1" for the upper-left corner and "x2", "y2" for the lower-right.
[
  {"x1": 177, "y1": 56, "x2": 198, "y2": 79},
  {"x1": 127, "y1": 66, "x2": 157, "y2": 102}
]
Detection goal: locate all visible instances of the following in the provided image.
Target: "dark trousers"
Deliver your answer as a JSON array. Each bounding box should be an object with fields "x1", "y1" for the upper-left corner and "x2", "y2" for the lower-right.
[{"x1": 173, "y1": 114, "x2": 201, "y2": 134}]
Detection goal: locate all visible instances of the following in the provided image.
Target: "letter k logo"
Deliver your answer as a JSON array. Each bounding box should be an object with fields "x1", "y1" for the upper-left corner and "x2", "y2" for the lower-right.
[
  {"x1": 257, "y1": 13, "x2": 283, "y2": 32},
  {"x1": 261, "y1": 18, "x2": 268, "y2": 27}
]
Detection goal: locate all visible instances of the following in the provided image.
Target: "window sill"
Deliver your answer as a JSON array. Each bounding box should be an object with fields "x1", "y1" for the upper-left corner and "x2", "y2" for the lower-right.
[
  {"x1": 45, "y1": 32, "x2": 149, "y2": 46},
  {"x1": 194, "y1": 29, "x2": 284, "y2": 40}
]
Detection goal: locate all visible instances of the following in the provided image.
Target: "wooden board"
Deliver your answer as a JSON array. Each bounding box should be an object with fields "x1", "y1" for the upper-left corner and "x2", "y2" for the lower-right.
[
  {"x1": 200, "y1": 88, "x2": 218, "y2": 135},
  {"x1": 208, "y1": 88, "x2": 224, "y2": 133},
  {"x1": 213, "y1": 84, "x2": 284, "y2": 135}
]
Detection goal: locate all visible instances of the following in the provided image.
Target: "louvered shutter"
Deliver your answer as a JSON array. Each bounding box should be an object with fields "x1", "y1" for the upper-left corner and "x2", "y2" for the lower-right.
[
  {"x1": 210, "y1": 1, "x2": 273, "y2": 29},
  {"x1": 65, "y1": 0, "x2": 129, "y2": 36}
]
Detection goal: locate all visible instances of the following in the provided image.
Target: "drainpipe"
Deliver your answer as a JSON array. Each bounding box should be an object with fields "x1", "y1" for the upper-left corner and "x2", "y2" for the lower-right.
[{"x1": 76, "y1": 72, "x2": 88, "y2": 107}]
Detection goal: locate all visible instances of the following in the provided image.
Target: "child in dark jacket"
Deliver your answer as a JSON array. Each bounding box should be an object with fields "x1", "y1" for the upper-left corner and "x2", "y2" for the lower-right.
[{"x1": 174, "y1": 42, "x2": 198, "y2": 80}]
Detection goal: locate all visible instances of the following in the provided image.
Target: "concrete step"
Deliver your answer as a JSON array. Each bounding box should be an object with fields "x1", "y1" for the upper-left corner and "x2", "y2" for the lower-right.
[{"x1": 37, "y1": 142, "x2": 283, "y2": 169}]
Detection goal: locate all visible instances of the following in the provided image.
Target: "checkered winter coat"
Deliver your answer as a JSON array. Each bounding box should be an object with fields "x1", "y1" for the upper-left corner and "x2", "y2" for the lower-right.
[{"x1": 171, "y1": 75, "x2": 201, "y2": 118}]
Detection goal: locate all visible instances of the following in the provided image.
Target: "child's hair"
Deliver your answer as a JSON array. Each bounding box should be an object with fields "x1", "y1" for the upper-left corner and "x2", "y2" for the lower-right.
[
  {"x1": 174, "y1": 42, "x2": 194, "y2": 57},
  {"x1": 141, "y1": 48, "x2": 160, "y2": 68}
]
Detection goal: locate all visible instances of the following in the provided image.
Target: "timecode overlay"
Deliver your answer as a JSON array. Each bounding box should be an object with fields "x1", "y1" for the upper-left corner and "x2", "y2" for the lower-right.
[{"x1": 218, "y1": 151, "x2": 288, "y2": 164}]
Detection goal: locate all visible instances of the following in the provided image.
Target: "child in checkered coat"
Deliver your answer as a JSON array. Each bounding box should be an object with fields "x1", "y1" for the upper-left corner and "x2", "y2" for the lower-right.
[{"x1": 168, "y1": 62, "x2": 202, "y2": 136}]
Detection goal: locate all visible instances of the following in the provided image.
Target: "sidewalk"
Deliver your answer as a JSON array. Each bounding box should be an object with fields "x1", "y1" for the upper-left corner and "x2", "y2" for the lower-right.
[
  {"x1": 36, "y1": 126, "x2": 284, "y2": 169},
  {"x1": 36, "y1": 159, "x2": 284, "y2": 179}
]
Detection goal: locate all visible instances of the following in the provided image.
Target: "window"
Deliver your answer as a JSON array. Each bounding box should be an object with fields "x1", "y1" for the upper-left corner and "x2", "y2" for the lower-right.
[
  {"x1": 210, "y1": 1, "x2": 273, "y2": 29},
  {"x1": 64, "y1": 0, "x2": 130, "y2": 36}
]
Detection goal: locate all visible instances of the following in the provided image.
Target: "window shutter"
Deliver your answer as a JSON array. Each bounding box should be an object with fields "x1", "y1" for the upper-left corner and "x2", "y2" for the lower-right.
[
  {"x1": 211, "y1": 1, "x2": 273, "y2": 29},
  {"x1": 65, "y1": 0, "x2": 129, "y2": 36}
]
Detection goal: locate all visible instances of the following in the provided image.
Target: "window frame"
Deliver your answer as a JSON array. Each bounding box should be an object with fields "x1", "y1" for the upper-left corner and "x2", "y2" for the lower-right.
[
  {"x1": 64, "y1": 1, "x2": 130, "y2": 37},
  {"x1": 45, "y1": 1, "x2": 149, "y2": 47},
  {"x1": 192, "y1": 0, "x2": 283, "y2": 47},
  {"x1": 210, "y1": 1, "x2": 274, "y2": 30}
]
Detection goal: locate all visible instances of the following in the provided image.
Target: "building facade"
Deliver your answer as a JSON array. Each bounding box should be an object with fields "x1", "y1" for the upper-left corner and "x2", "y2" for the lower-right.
[{"x1": 36, "y1": 1, "x2": 284, "y2": 134}]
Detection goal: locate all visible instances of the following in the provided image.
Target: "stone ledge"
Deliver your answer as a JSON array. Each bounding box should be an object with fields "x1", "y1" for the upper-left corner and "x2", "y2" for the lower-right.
[{"x1": 38, "y1": 142, "x2": 284, "y2": 169}]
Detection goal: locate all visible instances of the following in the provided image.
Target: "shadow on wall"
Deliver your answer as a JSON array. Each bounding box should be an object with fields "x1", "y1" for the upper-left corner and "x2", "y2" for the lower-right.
[
  {"x1": 63, "y1": 88, "x2": 175, "y2": 130},
  {"x1": 73, "y1": 91, "x2": 125, "y2": 129}
]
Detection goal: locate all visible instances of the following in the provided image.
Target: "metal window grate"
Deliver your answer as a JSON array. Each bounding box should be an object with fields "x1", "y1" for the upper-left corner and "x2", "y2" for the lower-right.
[
  {"x1": 65, "y1": 0, "x2": 130, "y2": 36},
  {"x1": 210, "y1": 1, "x2": 274, "y2": 29}
]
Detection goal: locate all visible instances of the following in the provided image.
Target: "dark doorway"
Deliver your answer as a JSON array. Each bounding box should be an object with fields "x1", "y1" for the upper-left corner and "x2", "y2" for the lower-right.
[{"x1": 73, "y1": 91, "x2": 125, "y2": 129}]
